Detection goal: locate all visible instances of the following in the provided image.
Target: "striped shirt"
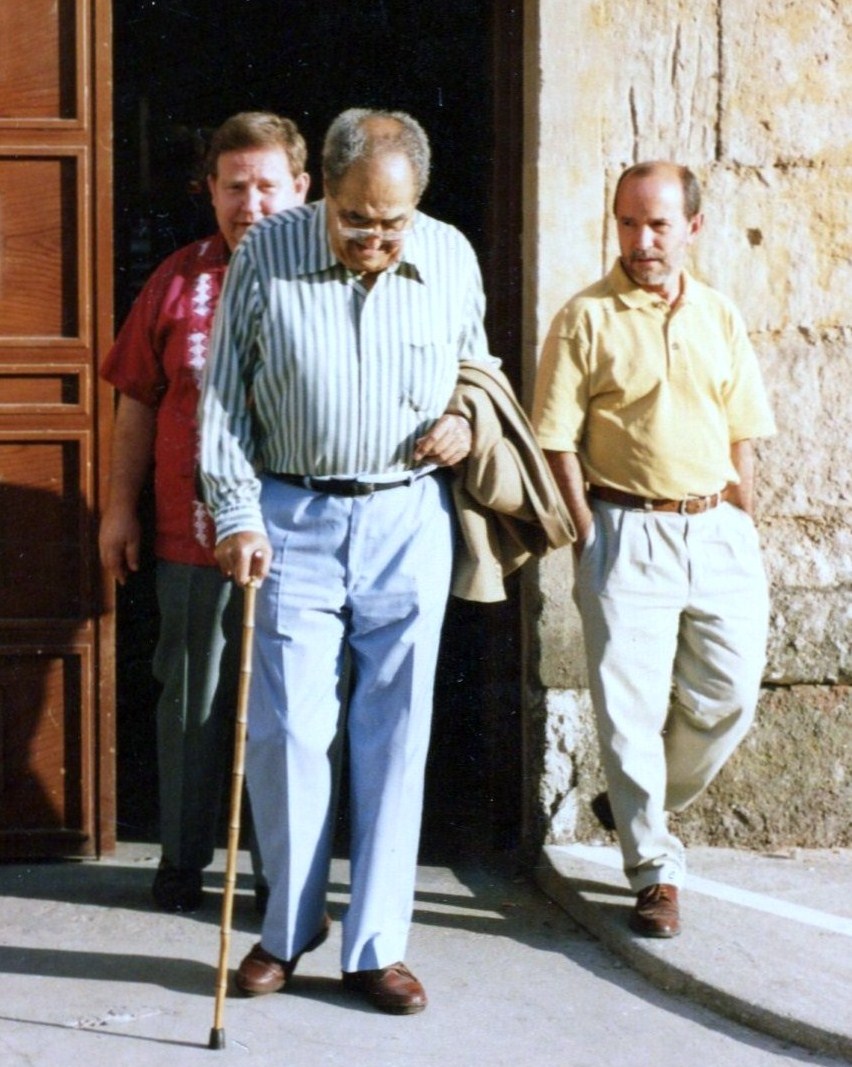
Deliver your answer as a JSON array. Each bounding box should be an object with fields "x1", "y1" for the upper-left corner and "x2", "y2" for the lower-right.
[{"x1": 198, "y1": 199, "x2": 495, "y2": 540}]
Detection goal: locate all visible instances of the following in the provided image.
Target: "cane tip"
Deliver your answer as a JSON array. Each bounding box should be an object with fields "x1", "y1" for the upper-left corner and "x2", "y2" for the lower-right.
[{"x1": 208, "y1": 1027, "x2": 226, "y2": 1050}]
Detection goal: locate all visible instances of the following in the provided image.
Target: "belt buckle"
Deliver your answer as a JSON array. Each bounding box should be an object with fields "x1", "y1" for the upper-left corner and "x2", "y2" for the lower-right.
[{"x1": 680, "y1": 492, "x2": 719, "y2": 515}]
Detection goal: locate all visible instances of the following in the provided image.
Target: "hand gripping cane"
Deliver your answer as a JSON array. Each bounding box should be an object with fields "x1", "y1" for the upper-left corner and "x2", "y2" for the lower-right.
[{"x1": 209, "y1": 576, "x2": 259, "y2": 1051}]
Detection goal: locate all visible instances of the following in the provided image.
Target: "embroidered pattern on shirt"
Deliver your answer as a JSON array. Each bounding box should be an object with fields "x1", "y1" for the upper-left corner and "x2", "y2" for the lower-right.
[
  {"x1": 188, "y1": 330, "x2": 208, "y2": 373},
  {"x1": 192, "y1": 271, "x2": 214, "y2": 319},
  {"x1": 192, "y1": 497, "x2": 215, "y2": 549},
  {"x1": 187, "y1": 272, "x2": 215, "y2": 384}
]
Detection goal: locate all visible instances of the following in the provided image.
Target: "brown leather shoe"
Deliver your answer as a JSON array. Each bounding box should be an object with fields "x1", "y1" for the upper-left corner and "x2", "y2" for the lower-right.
[
  {"x1": 342, "y1": 962, "x2": 428, "y2": 1014},
  {"x1": 629, "y1": 883, "x2": 681, "y2": 938},
  {"x1": 236, "y1": 916, "x2": 331, "y2": 996}
]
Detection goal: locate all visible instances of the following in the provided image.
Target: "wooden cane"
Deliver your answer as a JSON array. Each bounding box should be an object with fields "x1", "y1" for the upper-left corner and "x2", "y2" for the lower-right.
[{"x1": 209, "y1": 575, "x2": 259, "y2": 1051}]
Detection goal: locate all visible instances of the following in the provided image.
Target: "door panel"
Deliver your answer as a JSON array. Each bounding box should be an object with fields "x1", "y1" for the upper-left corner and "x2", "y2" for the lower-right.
[
  {"x1": 0, "y1": 648, "x2": 87, "y2": 840},
  {"x1": 0, "y1": 152, "x2": 83, "y2": 340},
  {"x1": 0, "y1": 0, "x2": 113, "y2": 859},
  {"x1": 0, "y1": 0, "x2": 80, "y2": 122},
  {"x1": 0, "y1": 437, "x2": 89, "y2": 619}
]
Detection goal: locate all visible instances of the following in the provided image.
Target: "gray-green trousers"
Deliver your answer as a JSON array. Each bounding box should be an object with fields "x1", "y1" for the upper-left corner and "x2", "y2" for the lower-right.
[{"x1": 153, "y1": 560, "x2": 263, "y2": 878}]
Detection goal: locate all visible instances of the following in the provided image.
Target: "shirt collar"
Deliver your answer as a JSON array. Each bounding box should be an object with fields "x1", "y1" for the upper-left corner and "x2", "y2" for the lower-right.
[
  {"x1": 609, "y1": 258, "x2": 692, "y2": 309},
  {"x1": 297, "y1": 200, "x2": 425, "y2": 284},
  {"x1": 202, "y1": 230, "x2": 231, "y2": 266}
]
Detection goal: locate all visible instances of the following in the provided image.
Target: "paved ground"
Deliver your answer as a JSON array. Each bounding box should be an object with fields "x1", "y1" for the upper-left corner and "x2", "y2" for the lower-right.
[
  {"x1": 538, "y1": 843, "x2": 852, "y2": 1063},
  {"x1": 0, "y1": 842, "x2": 849, "y2": 1066}
]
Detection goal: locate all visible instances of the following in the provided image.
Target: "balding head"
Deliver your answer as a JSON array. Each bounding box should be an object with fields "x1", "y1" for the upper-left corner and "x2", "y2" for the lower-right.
[
  {"x1": 614, "y1": 161, "x2": 702, "y2": 221},
  {"x1": 322, "y1": 108, "x2": 431, "y2": 200}
]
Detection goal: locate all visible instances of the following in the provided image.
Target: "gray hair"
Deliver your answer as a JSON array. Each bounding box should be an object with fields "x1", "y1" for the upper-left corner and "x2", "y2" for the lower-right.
[{"x1": 322, "y1": 108, "x2": 431, "y2": 199}]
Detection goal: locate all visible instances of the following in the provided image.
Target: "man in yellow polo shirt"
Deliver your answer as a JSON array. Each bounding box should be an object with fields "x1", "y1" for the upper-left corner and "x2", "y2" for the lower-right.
[{"x1": 533, "y1": 161, "x2": 775, "y2": 937}]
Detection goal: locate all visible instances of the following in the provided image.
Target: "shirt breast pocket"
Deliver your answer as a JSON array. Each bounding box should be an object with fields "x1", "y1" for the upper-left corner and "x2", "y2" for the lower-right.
[{"x1": 400, "y1": 336, "x2": 459, "y2": 419}]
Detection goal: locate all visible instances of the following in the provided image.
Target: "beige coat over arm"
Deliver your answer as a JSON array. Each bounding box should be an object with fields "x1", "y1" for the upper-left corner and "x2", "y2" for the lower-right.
[{"x1": 447, "y1": 361, "x2": 576, "y2": 602}]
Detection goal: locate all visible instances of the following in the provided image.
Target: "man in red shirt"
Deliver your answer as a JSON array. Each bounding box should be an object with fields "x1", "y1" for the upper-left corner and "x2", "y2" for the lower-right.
[{"x1": 99, "y1": 111, "x2": 310, "y2": 912}]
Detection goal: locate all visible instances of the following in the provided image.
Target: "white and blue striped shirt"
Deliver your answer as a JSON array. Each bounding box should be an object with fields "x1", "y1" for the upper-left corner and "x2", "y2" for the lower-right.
[{"x1": 198, "y1": 199, "x2": 495, "y2": 540}]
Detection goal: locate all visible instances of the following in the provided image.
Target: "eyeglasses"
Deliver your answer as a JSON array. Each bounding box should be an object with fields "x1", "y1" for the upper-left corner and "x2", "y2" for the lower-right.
[{"x1": 336, "y1": 220, "x2": 413, "y2": 246}]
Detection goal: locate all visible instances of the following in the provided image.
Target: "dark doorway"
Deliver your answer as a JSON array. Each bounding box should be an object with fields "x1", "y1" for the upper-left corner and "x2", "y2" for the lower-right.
[{"x1": 111, "y1": 0, "x2": 523, "y2": 860}]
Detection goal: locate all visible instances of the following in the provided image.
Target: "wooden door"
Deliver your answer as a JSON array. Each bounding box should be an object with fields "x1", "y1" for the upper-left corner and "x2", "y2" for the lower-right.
[{"x1": 0, "y1": 0, "x2": 114, "y2": 858}]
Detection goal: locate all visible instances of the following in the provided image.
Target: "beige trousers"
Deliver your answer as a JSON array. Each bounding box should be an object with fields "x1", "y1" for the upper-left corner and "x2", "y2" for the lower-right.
[{"x1": 575, "y1": 501, "x2": 769, "y2": 891}]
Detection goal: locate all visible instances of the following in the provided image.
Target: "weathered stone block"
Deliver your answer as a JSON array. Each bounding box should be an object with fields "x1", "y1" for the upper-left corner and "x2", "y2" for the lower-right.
[
  {"x1": 539, "y1": 685, "x2": 851, "y2": 850},
  {"x1": 690, "y1": 167, "x2": 852, "y2": 332},
  {"x1": 531, "y1": 550, "x2": 587, "y2": 690},
  {"x1": 598, "y1": 0, "x2": 719, "y2": 165},
  {"x1": 722, "y1": 0, "x2": 852, "y2": 166},
  {"x1": 671, "y1": 686, "x2": 851, "y2": 848},
  {"x1": 535, "y1": 687, "x2": 604, "y2": 845},
  {"x1": 751, "y1": 329, "x2": 852, "y2": 517},
  {"x1": 761, "y1": 518, "x2": 852, "y2": 590},
  {"x1": 766, "y1": 588, "x2": 851, "y2": 685}
]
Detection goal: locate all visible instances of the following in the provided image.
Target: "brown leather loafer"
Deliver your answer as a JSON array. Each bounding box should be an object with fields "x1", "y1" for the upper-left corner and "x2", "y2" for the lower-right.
[
  {"x1": 342, "y1": 962, "x2": 427, "y2": 1014},
  {"x1": 629, "y1": 883, "x2": 681, "y2": 938},
  {"x1": 236, "y1": 916, "x2": 331, "y2": 996}
]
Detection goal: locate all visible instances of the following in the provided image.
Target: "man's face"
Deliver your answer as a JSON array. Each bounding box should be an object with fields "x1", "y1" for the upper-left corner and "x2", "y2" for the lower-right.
[
  {"x1": 325, "y1": 152, "x2": 418, "y2": 277},
  {"x1": 208, "y1": 147, "x2": 310, "y2": 251},
  {"x1": 615, "y1": 169, "x2": 703, "y2": 302}
]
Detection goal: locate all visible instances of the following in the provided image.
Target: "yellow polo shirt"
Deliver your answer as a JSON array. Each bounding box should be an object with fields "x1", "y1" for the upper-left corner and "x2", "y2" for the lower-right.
[{"x1": 532, "y1": 261, "x2": 776, "y2": 499}]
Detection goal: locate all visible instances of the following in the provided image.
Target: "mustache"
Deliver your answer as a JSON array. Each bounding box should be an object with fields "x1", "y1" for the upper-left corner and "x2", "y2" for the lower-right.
[{"x1": 628, "y1": 251, "x2": 664, "y2": 263}]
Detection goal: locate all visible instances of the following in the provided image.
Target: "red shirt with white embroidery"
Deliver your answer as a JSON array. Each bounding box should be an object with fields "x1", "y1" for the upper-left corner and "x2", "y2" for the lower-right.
[{"x1": 101, "y1": 233, "x2": 229, "y2": 567}]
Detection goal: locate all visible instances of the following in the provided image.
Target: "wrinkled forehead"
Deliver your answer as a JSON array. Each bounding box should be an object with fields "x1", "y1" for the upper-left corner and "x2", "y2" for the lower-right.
[{"x1": 329, "y1": 153, "x2": 418, "y2": 213}]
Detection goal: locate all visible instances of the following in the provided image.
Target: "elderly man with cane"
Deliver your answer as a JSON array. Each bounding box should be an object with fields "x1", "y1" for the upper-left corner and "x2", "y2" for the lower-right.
[{"x1": 199, "y1": 107, "x2": 498, "y2": 1014}]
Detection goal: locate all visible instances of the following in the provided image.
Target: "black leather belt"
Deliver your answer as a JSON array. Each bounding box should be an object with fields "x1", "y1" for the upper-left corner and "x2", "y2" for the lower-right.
[
  {"x1": 589, "y1": 484, "x2": 729, "y2": 515},
  {"x1": 267, "y1": 471, "x2": 428, "y2": 497}
]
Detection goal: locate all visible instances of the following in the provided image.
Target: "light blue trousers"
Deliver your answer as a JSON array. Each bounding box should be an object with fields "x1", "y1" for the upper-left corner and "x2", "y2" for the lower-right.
[
  {"x1": 248, "y1": 472, "x2": 453, "y2": 971},
  {"x1": 575, "y1": 501, "x2": 769, "y2": 890}
]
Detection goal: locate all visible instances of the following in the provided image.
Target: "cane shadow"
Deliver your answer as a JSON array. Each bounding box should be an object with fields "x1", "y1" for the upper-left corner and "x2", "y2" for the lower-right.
[{"x1": 0, "y1": 1013, "x2": 202, "y2": 1051}]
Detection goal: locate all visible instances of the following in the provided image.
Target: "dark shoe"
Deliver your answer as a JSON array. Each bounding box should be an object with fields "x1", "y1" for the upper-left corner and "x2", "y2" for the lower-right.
[
  {"x1": 629, "y1": 883, "x2": 681, "y2": 938},
  {"x1": 342, "y1": 962, "x2": 427, "y2": 1015},
  {"x1": 591, "y1": 791, "x2": 616, "y2": 831},
  {"x1": 151, "y1": 859, "x2": 203, "y2": 913},
  {"x1": 254, "y1": 883, "x2": 270, "y2": 916},
  {"x1": 236, "y1": 916, "x2": 331, "y2": 996}
]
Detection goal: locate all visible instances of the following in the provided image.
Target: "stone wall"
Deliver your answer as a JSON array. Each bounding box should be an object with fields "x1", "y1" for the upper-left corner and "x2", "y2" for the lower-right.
[{"x1": 522, "y1": 0, "x2": 852, "y2": 851}]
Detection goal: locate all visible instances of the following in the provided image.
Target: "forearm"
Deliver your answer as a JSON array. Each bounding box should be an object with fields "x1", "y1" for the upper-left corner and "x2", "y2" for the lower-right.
[
  {"x1": 197, "y1": 382, "x2": 264, "y2": 540},
  {"x1": 544, "y1": 450, "x2": 593, "y2": 550},
  {"x1": 99, "y1": 394, "x2": 156, "y2": 582},
  {"x1": 197, "y1": 258, "x2": 265, "y2": 535},
  {"x1": 105, "y1": 395, "x2": 156, "y2": 510},
  {"x1": 728, "y1": 438, "x2": 756, "y2": 516}
]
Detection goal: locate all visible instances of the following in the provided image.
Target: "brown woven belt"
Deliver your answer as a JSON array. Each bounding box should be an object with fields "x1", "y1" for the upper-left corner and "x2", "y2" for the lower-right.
[{"x1": 589, "y1": 484, "x2": 729, "y2": 515}]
